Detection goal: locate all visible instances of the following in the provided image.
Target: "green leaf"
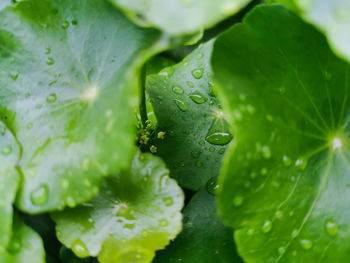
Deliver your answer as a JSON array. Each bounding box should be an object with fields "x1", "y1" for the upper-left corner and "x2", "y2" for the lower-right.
[
  {"x1": 0, "y1": 121, "x2": 20, "y2": 251},
  {"x1": 1, "y1": 214, "x2": 45, "y2": 263},
  {"x1": 266, "y1": 0, "x2": 299, "y2": 12},
  {"x1": 213, "y1": 5, "x2": 350, "y2": 262},
  {"x1": 147, "y1": 41, "x2": 233, "y2": 190},
  {"x1": 154, "y1": 183, "x2": 243, "y2": 263},
  {"x1": 0, "y1": 0, "x2": 166, "y2": 213},
  {"x1": 51, "y1": 151, "x2": 184, "y2": 263},
  {"x1": 273, "y1": 0, "x2": 350, "y2": 62},
  {"x1": 109, "y1": 0, "x2": 252, "y2": 35}
]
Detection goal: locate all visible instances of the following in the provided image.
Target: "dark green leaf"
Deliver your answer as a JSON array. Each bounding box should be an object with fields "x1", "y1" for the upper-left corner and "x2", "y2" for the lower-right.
[
  {"x1": 0, "y1": 0, "x2": 166, "y2": 213},
  {"x1": 154, "y1": 184, "x2": 243, "y2": 263},
  {"x1": 109, "y1": 0, "x2": 252, "y2": 35},
  {"x1": 52, "y1": 151, "x2": 184, "y2": 263},
  {"x1": 213, "y1": 5, "x2": 350, "y2": 262},
  {"x1": 147, "y1": 41, "x2": 233, "y2": 190}
]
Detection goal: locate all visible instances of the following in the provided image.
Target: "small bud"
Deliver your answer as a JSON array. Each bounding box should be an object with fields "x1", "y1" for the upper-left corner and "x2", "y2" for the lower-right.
[
  {"x1": 157, "y1": 131, "x2": 166, "y2": 139},
  {"x1": 150, "y1": 145, "x2": 157, "y2": 153}
]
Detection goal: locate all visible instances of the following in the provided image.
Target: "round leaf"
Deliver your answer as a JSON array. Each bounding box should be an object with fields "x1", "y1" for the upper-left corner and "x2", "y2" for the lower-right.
[
  {"x1": 147, "y1": 41, "x2": 233, "y2": 190},
  {"x1": 213, "y1": 5, "x2": 350, "y2": 262},
  {"x1": 109, "y1": 0, "x2": 252, "y2": 35},
  {"x1": 0, "y1": 121, "x2": 20, "y2": 250},
  {"x1": 52, "y1": 151, "x2": 184, "y2": 263},
  {"x1": 0, "y1": 0, "x2": 165, "y2": 213},
  {"x1": 154, "y1": 184, "x2": 243, "y2": 263},
  {"x1": 1, "y1": 214, "x2": 45, "y2": 263}
]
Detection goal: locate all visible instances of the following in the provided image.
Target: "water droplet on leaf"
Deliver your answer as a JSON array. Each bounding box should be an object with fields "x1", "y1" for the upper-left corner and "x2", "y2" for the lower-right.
[
  {"x1": 191, "y1": 68, "x2": 204, "y2": 79},
  {"x1": 205, "y1": 118, "x2": 233, "y2": 145},
  {"x1": 46, "y1": 93, "x2": 57, "y2": 103},
  {"x1": 172, "y1": 85, "x2": 184, "y2": 94},
  {"x1": 262, "y1": 220, "x2": 272, "y2": 233},
  {"x1": 72, "y1": 239, "x2": 90, "y2": 258},
  {"x1": 174, "y1": 99, "x2": 188, "y2": 112},
  {"x1": 31, "y1": 184, "x2": 49, "y2": 206},
  {"x1": 299, "y1": 239, "x2": 312, "y2": 250},
  {"x1": 189, "y1": 91, "x2": 208, "y2": 104},
  {"x1": 325, "y1": 218, "x2": 338, "y2": 236}
]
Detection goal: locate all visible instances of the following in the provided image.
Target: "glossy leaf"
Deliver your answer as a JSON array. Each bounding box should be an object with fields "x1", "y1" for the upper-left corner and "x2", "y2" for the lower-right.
[
  {"x1": 52, "y1": 151, "x2": 184, "y2": 263},
  {"x1": 154, "y1": 184, "x2": 243, "y2": 263},
  {"x1": 109, "y1": 0, "x2": 252, "y2": 35},
  {"x1": 1, "y1": 214, "x2": 45, "y2": 263},
  {"x1": 0, "y1": 121, "x2": 20, "y2": 251},
  {"x1": 147, "y1": 41, "x2": 233, "y2": 190},
  {"x1": 273, "y1": 0, "x2": 350, "y2": 62},
  {"x1": 213, "y1": 5, "x2": 350, "y2": 263},
  {"x1": 0, "y1": 0, "x2": 166, "y2": 213}
]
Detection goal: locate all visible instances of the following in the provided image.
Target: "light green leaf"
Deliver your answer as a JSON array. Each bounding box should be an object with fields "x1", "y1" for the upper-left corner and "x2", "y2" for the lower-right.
[
  {"x1": 154, "y1": 182, "x2": 243, "y2": 263},
  {"x1": 0, "y1": 121, "x2": 20, "y2": 251},
  {"x1": 147, "y1": 41, "x2": 233, "y2": 190},
  {"x1": 0, "y1": 0, "x2": 166, "y2": 213},
  {"x1": 1, "y1": 214, "x2": 45, "y2": 263},
  {"x1": 109, "y1": 0, "x2": 252, "y2": 35},
  {"x1": 51, "y1": 151, "x2": 184, "y2": 263},
  {"x1": 213, "y1": 5, "x2": 350, "y2": 263}
]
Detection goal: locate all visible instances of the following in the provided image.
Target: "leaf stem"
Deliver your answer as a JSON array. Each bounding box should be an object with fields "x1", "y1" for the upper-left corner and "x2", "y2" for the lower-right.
[{"x1": 140, "y1": 65, "x2": 148, "y2": 128}]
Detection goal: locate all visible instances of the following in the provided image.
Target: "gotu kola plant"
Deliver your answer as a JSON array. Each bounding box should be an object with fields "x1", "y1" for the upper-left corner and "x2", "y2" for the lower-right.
[{"x1": 1, "y1": 0, "x2": 350, "y2": 262}]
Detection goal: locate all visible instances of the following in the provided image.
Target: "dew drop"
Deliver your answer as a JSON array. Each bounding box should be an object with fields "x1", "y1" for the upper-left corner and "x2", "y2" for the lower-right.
[
  {"x1": 172, "y1": 85, "x2": 184, "y2": 94},
  {"x1": 9, "y1": 72, "x2": 19, "y2": 80},
  {"x1": 299, "y1": 239, "x2": 312, "y2": 250},
  {"x1": 174, "y1": 99, "x2": 188, "y2": 112},
  {"x1": 247, "y1": 228, "x2": 254, "y2": 235},
  {"x1": 196, "y1": 52, "x2": 204, "y2": 59},
  {"x1": 45, "y1": 48, "x2": 51, "y2": 54},
  {"x1": 163, "y1": 197, "x2": 174, "y2": 207},
  {"x1": 66, "y1": 197, "x2": 76, "y2": 208},
  {"x1": 207, "y1": 176, "x2": 220, "y2": 195},
  {"x1": 282, "y1": 155, "x2": 292, "y2": 166},
  {"x1": 191, "y1": 151, "x2": 201, "y2": 158},
  {"x1": 46, "y1": 57, "x2": 55, "y2": 65},
  {"x1": 0, "y1": 125, "x2": 6, "y2": 135},
  {"x1": 233, "y1": 195, "x2": 244, "y2": 207},
  {"x1": 30, "y1": 184, "x2": 49, "y2": 206},
  {"x1": 275, "y1": 210, "x2": 283, "y2": 219},
  {"x1": 72, "y1": 239, "x2": 90, "y2": 258},
  {"x1": 159, "y1": 219, "x2": 168, "y2": 227},
  {"x1": 195, "y1": 161, "x2": 203, "y2": 168},
  {"x1": 26, "y1": 122, "x2": 33, "y2": 130},
  {"x1": 279, "y1": 86, "x2": 286, "y2": 94},
  {"x1": 218, "y1": 148, "x2": 225, "y2": 155},
  {"x1": 61, "y1": 20, "x2": 69, "y2": 29},
  {"x1": 2, "y1": 146, "x2": 12, "y2": 155},
  {"x1": 8, "y1": 239, "x2": 21, "y2": 253},
  {"x1": 291, "y1": 229, "x2": 299, "y2": 238},
  {"x1": 186, "y1": 81, "x2": 194, "y2": 88},
  {"x1": 209, "y1": 146, "x2": 215, "y2": 152},
  {"x1": 191, "y1": 68, "x2": 204, "y2": 79},
  {"x1": 60, "y1": 179, "x2": 69, "y2": 189},
  {"x1": 278, "y1": 247, "x2": 286, "y2": 254},
  {"x1": 325, "y1": 218, "x2": 338, "y2": 236},
  {"x1": 295, "y1": 158, "x2": 307, "y2": 171},
  {"x1": 189, "y1": 91, "x2": 208, "y2": 104},
  {"x1": 205, "y1": 118, "x2": 233, "y2": 146},
  {"x1": 46, "y1": 93, "x2": 57, "y2": 103},
  {"x1": 262, "y1": 146, "x2": 271, "y2": 159},
  {"x1": 261, "y1": 220, "x2": 272, "y2": 233}
]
